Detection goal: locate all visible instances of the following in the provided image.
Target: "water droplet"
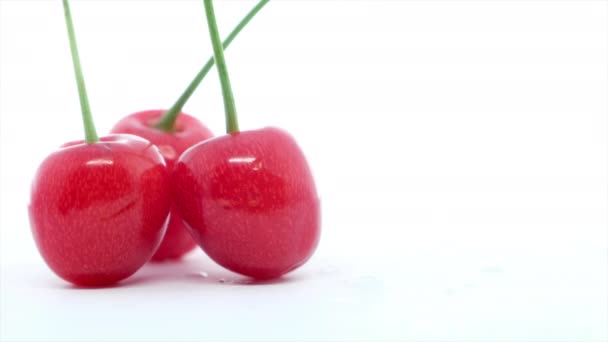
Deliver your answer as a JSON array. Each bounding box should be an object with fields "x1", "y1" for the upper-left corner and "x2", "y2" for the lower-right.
[
  {"x1": 199, "y1": 271, "x2": 208, "y2": 278},
  {"x1": 318, "y1": 265, "x2": 338, "y2": 275},
  {"x1": 481, "y1": 266, "x2": 504, "y2": 274},
  {"x1": 443, "y1": 288, "x2": 456, "y2": 295},
  {"x1": 219, "y1": 278, "x2": 226, "y2": 283},
  {"x1": 332, "y1": 296, "x2": 355, "y2": 304},
  {"x1": 346, "y1": 275, "x2": 382, "y2": 291}
]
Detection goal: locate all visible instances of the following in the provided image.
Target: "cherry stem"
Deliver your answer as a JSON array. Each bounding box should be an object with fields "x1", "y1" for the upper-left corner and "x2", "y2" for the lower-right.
[
  {"x1": 154, "y1": 0, "x2": 269, "y2": 132},
  {"x1": 204, "y1": 0, "x2": 239, "y2": 134},
  {"x1": 62, "y1": 0, "x2": 98, "y2": 143}
]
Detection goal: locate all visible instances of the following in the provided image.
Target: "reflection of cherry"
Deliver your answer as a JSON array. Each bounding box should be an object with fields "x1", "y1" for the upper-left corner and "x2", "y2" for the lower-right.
[
  {"x1": 172, "y1": 0, "x2": 320, "y2": 280},
  {"x1": 110, "y1": 0, "x2": 270, "y2": 261},
  {"x1": 28, "y1": 0, "x2": 170, "y2": 286}
]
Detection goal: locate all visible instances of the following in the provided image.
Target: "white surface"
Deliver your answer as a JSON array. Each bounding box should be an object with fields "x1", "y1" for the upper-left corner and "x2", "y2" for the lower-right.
[{"x1": 1, "y1": 1, "x2": 607, "y2": 341}]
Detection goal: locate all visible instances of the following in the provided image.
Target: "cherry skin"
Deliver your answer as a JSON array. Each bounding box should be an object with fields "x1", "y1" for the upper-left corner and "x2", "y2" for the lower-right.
[
  {"x1": 172, "y1": 127, "x2": 320, "y2": 279},
  {"x1": 110, "y1": 110, "x2": 214, "y2": 261},
  {"x1": 29, "y1": 134, "x2": 171, "y2": 286}
]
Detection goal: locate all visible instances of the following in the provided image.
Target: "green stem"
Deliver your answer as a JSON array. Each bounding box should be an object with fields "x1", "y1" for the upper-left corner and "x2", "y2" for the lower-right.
[
  {"x1": 204, "y1": 0, "x2": 239, "y2": 134},
  {"x1": 62, "y1": 0, "x2": 98, "y2": 143},
  {"x1": 154, "y1": 0, "x2": 269, "y2": 132}
]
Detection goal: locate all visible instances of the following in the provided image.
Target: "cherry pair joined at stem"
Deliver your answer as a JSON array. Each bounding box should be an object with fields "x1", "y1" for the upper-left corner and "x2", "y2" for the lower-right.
[{"x1": 111, "y1": 0, "x2": 269, "y2": 261}]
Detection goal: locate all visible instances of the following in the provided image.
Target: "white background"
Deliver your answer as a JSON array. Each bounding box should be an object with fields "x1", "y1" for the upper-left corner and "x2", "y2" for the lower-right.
[{"x1": 1, "y1": 0, "x2": 607, "y2": 341}]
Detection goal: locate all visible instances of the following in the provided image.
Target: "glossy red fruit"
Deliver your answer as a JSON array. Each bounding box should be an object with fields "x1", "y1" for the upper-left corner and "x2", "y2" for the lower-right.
[
  {"x1": 29, "y1": 134, "x2": 171, "y2": 286},
  {"x1": 111, "y1": 110, "x2": 214, "y2": 261},
  {"x1": 172, "y1": 127, "x2": 320, "y2": 279}
]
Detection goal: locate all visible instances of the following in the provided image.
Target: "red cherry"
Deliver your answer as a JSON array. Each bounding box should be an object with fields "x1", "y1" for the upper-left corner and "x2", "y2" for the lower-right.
[
  {"x1": 110, "y1": 110, "x2": 213, "y2": 260},
  {"x1": 172, "y1": 127, "x2": 320, "y2": 279},
  {"x1": 29, "y1": 135, "x2": 171, "y2": 286}
]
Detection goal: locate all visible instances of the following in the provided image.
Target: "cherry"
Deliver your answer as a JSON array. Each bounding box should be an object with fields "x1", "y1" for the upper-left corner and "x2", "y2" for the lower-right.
[
  {"x1": 30, "y1": 135, "x2": 170, "y2": 286},
  {"x1": 110, "y1": 0, "x2": 269, "y2": 261},
  {"x1": 28, "y1": 0, "x2": 170, "y2": 286},
  {"x1": 173, "y1": 128, "x2": 321, "y2": 279},
  {"x1": 172, "y1": 0, "x2": 321, "y2": 280}
]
